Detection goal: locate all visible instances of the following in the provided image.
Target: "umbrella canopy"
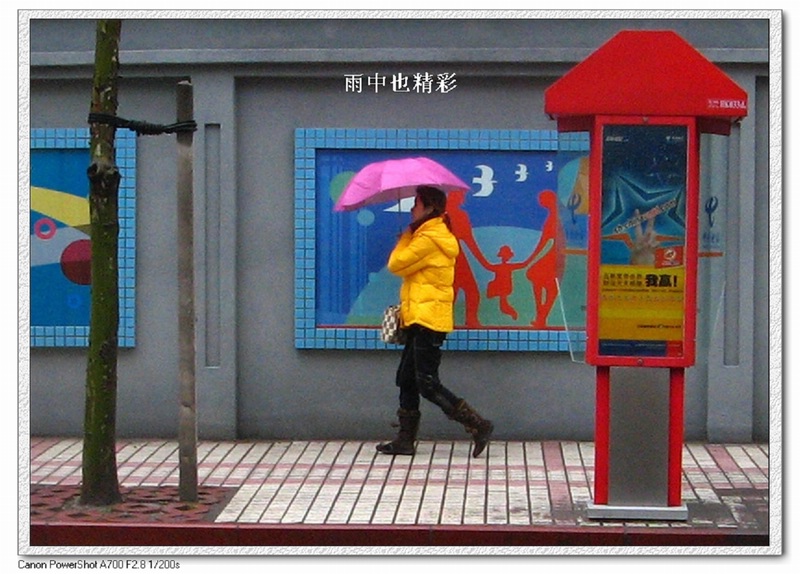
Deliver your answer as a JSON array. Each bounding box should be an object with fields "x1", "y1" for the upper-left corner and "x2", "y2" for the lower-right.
[{"x1": 334, "y1": 157, "x2": 470, "y2": 212}]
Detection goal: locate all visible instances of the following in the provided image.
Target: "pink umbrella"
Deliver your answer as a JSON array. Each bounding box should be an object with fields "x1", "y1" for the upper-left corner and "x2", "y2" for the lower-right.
[{"x1": 334, "y1": 157, "x2": 470, "y2": 212}]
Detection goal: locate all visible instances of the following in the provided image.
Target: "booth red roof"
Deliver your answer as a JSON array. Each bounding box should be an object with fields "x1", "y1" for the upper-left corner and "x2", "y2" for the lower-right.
[{"x1": 544, "y1": 30, "x2": 748, "y2": 135}]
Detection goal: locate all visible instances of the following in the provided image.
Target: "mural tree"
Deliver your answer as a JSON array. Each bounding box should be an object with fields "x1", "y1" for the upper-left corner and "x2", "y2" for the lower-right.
[{"x1": 80, "y1": 19, "x2": 122, "y2": 506}]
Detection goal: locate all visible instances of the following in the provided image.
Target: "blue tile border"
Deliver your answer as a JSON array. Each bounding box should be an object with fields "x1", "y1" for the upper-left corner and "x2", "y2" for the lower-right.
[
  {"x1": 294, "y1": 128, "x2": 588, "y2": 352},
  {"x1": 30, "y1": 128, "x2": 136, "y2": 348}
]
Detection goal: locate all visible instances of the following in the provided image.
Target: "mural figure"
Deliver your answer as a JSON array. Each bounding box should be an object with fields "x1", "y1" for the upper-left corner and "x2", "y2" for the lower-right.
[
  {"x1": 447, "y1": 189, "x2": 491, "y2": 327},
  {"x1": 524, "y1": 190, "x2": 566, "y2": 329},
  {"x1": 485, "y1": 245, "x2": 530, "y2": 321}
]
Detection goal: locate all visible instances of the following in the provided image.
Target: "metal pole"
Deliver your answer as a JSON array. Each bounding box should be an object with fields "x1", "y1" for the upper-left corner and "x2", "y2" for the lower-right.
[
  {"x1": 593, "y1": 365, "x2": 610, "y2": 505},
  {"x1": 176, "y1": 80, "x2": 197, "y2": 502},
  {"x1": 667, "y1": 367, "x2": 686, "y2": 506}
]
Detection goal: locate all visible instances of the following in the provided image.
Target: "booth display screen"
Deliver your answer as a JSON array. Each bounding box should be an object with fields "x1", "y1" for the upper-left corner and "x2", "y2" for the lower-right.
[{"x1": 597, "y1": 124, "x2": 688, "y2": 359}]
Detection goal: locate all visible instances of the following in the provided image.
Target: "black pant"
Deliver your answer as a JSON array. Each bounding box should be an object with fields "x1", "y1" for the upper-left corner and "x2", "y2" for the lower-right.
[{"x1": 396, "y1": 324, "x2": 461, "y2": 414}]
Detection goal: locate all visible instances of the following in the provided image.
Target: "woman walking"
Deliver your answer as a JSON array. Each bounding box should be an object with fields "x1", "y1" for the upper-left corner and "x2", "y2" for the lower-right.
[{"x1": 376, "y1": 185, "x2": 494, "y2": 458}]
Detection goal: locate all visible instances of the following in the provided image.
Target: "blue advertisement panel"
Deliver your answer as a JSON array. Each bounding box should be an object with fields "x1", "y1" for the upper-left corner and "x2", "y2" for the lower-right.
[
  {"x1": 295, "y1": 128, "x2": 590, "y2": 351},
  {"x1": 29, "y1": 128, "x2": 137, "y2": 347}
]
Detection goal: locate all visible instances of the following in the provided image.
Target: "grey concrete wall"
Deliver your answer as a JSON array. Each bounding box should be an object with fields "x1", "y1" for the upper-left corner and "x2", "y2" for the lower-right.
[{"x1": 25, "y1": 15, "x2": 774, "y2": 442}]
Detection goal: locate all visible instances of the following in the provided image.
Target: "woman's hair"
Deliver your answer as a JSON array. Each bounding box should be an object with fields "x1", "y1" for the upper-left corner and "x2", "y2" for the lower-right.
[
  {"x1": 416, "y1": 185, "x2": 447, "y2": 212},
  {"x1": 412, "y1": 185, "x2": 453, "y2": 231}
]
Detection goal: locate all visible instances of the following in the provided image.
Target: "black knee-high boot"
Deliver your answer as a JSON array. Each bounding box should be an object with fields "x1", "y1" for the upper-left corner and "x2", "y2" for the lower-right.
[
  {"x1": 451, "y1": 400, "x2": 494, "y2": 458},
  {"x1": 376, "y1": 408, "x2": 421, "y2": 456}
]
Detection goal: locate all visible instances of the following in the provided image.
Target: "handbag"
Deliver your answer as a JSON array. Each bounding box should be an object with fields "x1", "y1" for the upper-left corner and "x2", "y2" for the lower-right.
[{"x1": 380, "y1": 304, "x2": 407, "y2": 345}]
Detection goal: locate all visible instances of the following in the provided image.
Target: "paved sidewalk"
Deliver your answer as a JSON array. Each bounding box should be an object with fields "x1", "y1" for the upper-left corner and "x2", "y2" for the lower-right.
[{"x1": 25, "y1": 436, "x2": 773, "y2": 551}]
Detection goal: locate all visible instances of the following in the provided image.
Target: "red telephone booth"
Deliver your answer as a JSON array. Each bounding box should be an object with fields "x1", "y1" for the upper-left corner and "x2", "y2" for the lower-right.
[{"x1": 545, "y1": 30, "x2": 747, "y2": 519}]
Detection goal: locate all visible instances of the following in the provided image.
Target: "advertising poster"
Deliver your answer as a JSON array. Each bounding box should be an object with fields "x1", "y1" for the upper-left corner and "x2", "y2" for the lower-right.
[{"x1": 597, "y1": 124, "x2": 688, "y2": 358}]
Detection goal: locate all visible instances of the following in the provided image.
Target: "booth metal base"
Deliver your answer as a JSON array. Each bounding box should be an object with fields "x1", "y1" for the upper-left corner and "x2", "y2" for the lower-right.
[{"x1": 587, "y1": 503, "x2": 688, "y2": 521}]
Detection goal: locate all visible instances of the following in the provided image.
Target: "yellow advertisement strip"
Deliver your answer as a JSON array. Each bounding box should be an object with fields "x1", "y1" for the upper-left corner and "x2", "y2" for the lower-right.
[
  {"x1": 598, "y1": 264, "x2": 685, "y2": 342},
  {"x1": 598, "y1": 317, "x2": 684, "y2": 341}
]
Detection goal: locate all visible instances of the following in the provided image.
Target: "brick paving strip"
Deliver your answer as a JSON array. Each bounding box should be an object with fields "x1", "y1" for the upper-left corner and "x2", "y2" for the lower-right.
[
  {"x1": 30, "y1": 484, "x2": 236, "y2": 524},
  {"x1": 26, "y1": 437, "x2": 771, "y2": 548}
]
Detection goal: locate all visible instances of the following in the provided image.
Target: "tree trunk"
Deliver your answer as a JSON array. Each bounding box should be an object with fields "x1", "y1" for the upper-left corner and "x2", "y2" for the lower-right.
[{"x1": 80, "y1": 19, "x2": 122, "y2": 507}]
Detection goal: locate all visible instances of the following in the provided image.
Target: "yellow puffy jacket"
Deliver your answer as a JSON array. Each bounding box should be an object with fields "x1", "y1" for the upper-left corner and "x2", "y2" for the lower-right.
[{"x1": 387, "y1": 216, "x2": 460, "y2": 333}]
